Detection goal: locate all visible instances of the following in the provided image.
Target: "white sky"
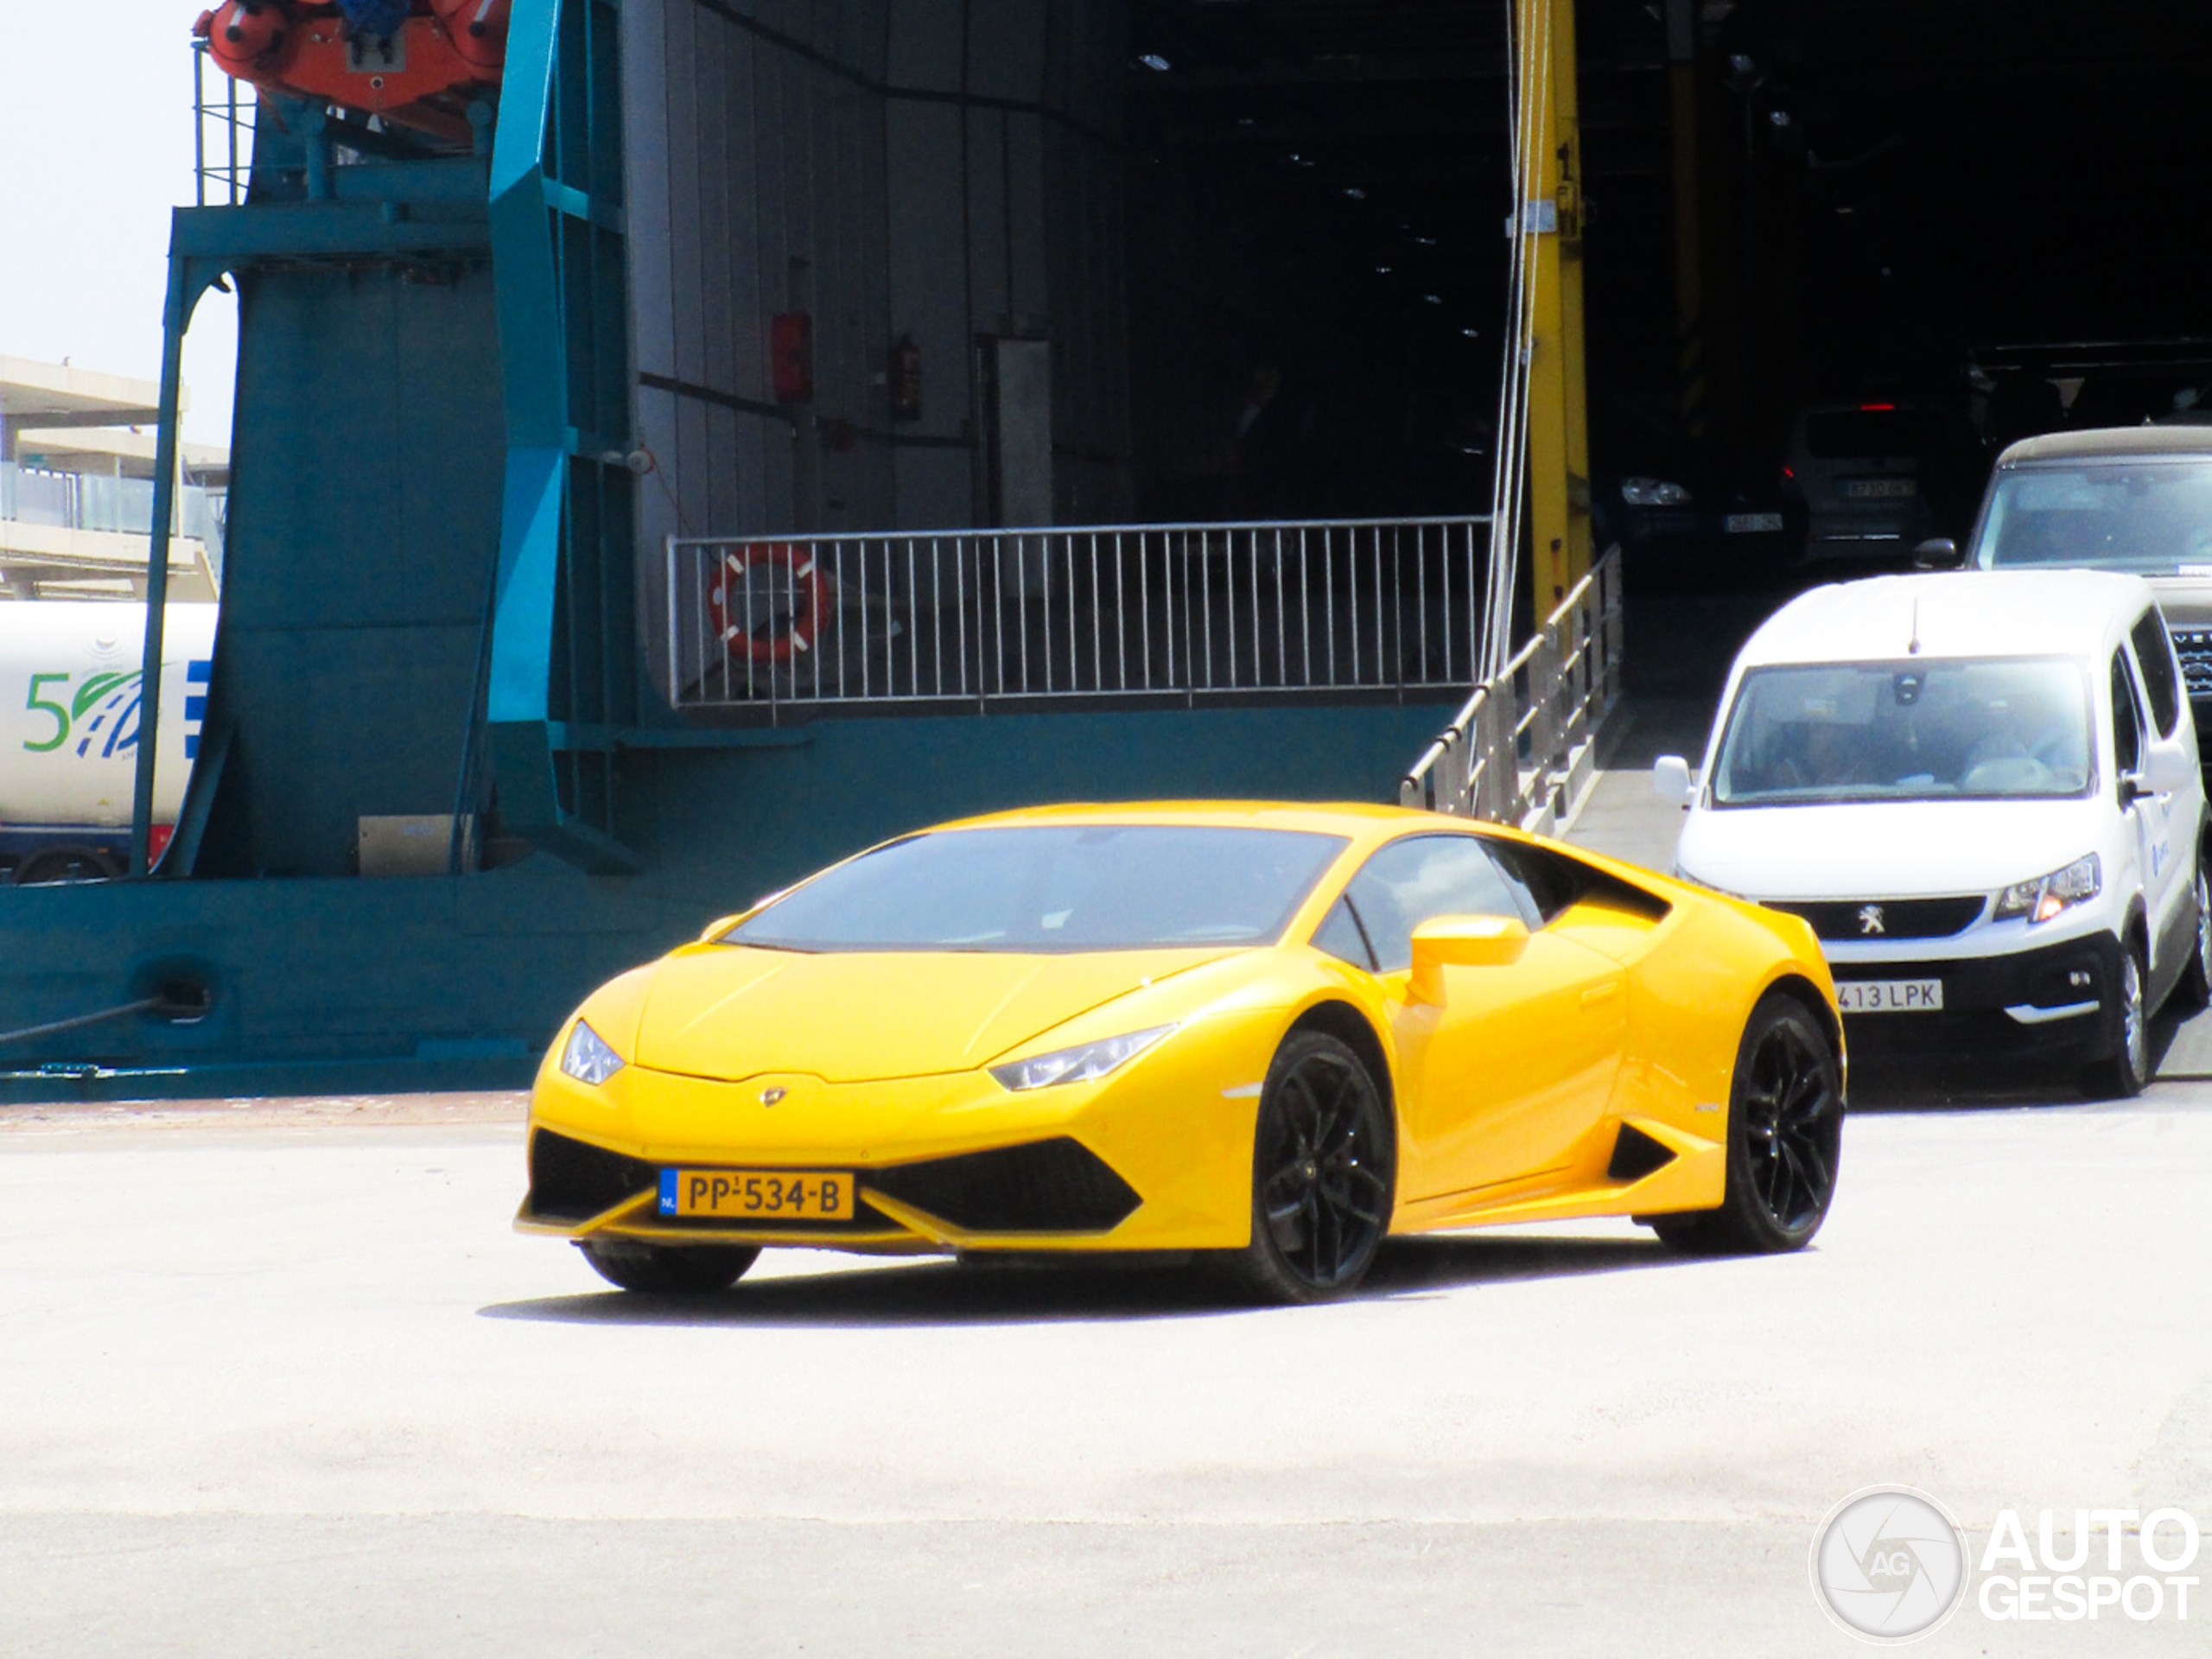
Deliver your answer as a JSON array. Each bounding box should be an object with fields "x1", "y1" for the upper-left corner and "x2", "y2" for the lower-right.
[{"x1": 0, "y1": 1, "x2": 238, "y2": 444}]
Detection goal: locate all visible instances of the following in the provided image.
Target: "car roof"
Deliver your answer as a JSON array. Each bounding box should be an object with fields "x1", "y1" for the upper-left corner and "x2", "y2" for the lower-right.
[
  {"x1": 1736, "y1": 571, "x2": 2158, "y2": 667},
  {"x1": 1997, "y1": 425, "x2": 2212, "y2": 465},
  {"x1": 933, "y1": 801, "x2": 1448, "y2": 839}
]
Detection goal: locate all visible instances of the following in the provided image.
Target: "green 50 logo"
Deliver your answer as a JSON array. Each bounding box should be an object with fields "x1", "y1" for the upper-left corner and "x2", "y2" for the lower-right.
[{"x1": 22, "y1": 671, "x2": 145, "y2": 760}]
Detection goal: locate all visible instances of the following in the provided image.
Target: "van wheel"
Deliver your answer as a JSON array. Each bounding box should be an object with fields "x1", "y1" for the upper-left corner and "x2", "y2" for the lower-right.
[
  {"x1": 2176, "y1": 862, "x2": 2212, "y2": 1013},
  {"x1": 2082, "y1": 940, "x2": 2149, "y2": 1100}
]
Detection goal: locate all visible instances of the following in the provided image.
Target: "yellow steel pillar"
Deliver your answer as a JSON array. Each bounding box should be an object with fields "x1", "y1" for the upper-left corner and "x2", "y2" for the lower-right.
[{"x1": 1522, "y1": 0, "x2": 1592, "y2": 611}]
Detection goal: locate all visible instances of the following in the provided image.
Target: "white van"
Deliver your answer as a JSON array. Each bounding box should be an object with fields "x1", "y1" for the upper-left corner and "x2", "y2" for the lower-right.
[{"x1": 1656, "y1": 570, "x2": 2208, "y2": 1096}]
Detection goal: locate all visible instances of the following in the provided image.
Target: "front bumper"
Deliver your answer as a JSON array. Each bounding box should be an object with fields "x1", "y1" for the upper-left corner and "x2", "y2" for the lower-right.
[
  {"x1": 1831, "y1": 931, "x2": 2123, "y2": 1071},
  {"x1": 515, "y1": 1013, "x2": 1282, "y2": 1255}
]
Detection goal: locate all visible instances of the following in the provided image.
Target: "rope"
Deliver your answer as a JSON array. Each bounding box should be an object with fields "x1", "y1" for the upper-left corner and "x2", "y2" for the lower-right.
[{"x1": 0, "y1": 997, "x2": 162, "y2": 1050}]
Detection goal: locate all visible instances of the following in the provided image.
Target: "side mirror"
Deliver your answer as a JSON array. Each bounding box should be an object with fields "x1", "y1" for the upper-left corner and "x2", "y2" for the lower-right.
[
  {"x1": 1912, "y1": 537, "x2": 1964, "y2": 569},
  {"x1": 1409, "y1": 913, "x2": 1529, "y2": 1002},
  {"x1": 1653, "y1": 754, "x2": 1696, "y2": 806},
  {"x1": 2139, "y1": 737, "x2": 2196, "y2": 797}
]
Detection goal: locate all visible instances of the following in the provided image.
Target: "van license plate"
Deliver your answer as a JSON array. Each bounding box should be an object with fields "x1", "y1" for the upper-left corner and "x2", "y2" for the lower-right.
[
  {"x1": 1835, "y1": 979, "x2": 1943, "y2": 1013},
  {"x1": 1724, "y1": 512, "x2": 1783, "y2": 533}
]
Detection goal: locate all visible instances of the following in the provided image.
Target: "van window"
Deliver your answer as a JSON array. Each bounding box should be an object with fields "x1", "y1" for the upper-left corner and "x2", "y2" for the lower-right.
[
  {"x1": 1712, "y1": 658, "x2": 2093, "y2": 806},
  {"x1": 2129, "y1": 610, "x2": 2183, "y2": 739},
  {"x1": 1803, "y1": 409, "x2": 1939, "y2": 459},
  {"x1": 2111, "y1": 652, "x2": 2144, "y2": 775}
]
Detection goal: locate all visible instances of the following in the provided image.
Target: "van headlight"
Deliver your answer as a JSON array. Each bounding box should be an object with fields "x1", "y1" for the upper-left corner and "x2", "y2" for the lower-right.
[
  {"x1": 560, "y1": 1020, "x2": 626, "y2": 1086},
  {"x1": 1993, "y1": 854, "x2": 2101, "y2": 925}
]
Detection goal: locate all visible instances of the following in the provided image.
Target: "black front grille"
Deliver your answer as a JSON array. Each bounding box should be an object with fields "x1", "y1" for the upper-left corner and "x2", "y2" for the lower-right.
[
  {"x1": 868, "y1": 1137, "x2": 1142, "y2": 1233},
  {"x1": 2171, "y1": 628, "x2": 2212, "y2": 698},
  {"x1": 1766, "y1": 896, "x2": 1985, "y2": 941},
  {"x1": 528, "y1": 1128, "x2": 656, "y2": 1222}
]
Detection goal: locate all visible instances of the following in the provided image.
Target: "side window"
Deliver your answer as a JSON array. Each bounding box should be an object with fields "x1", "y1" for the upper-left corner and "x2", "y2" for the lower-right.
[
  {"x1": 1484, "y1": 839, "x2": 1583, "y2": 924},
  {"x1": 1338, "y1": 835, "x2": 1537, "y2": 974},
  {"x1": 1310, "y1": 893, "x2": 1376, "y2": 971},
  {"x1": 2111, "y1": 651, "x2": 2144, "y2": 776},
  {"x1": 2130, "y1": 611, "x2": 2183, "y2": 740}
]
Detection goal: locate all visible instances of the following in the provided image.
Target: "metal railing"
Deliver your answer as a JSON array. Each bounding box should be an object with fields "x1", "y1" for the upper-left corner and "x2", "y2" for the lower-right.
[
  {"x1": 1, "y1": 463, "x2": 225, "y2": 553},
  {"x1": 1400, "y1": 547, "x2": 1624, "y2": 830},
  {"x1": 667, "y1": 518, "x2": 1495, "y2": 715},
  {"x1": 193, "y1": 39, "x2": 251, "y2": 207}
]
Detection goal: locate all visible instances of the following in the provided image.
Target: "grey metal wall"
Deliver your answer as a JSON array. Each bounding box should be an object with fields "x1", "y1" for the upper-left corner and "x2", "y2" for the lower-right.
[{"x1": 623, "y1": 0, "x2": 1131, "y2": 696}]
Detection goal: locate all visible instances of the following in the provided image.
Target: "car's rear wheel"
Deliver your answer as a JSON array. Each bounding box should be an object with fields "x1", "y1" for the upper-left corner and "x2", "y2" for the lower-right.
[
  {"x1": 1230, "y1": 1031, "x2": 1395, "y2": 1304},
  {"x1": 1653, "y1": 992, "x2": 1842, "y2": 1255},
  {"x1": 578, "y1": 1238, "x2": 760, "y2": 1294},
  {"x1": 2082, "y1": 937, "x2": 2150, "y2": 1100}
]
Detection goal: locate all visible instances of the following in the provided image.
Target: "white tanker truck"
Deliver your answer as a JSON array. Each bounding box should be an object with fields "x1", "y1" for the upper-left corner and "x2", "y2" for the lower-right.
[{"x1": 0, "y1": 602, "x2": 217, "y2": 883}]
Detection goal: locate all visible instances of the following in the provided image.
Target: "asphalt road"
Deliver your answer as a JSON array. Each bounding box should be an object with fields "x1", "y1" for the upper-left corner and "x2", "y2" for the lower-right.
[{"x1": 3, "y1": 1087, "x2": 2209, "y2": 1656}]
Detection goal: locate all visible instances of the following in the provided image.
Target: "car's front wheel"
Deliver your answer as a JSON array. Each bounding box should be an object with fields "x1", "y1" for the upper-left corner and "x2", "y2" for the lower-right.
[
  {"x1": 1654, "y1": 991, "x2": 1843, "y2": 1255},
  {"x1": 1230, "y1": 1031, "x2": 1395, "y2": 1304},
  {"x1": 578, "y1": 1238, "x2": 760, "y2": 1294}
]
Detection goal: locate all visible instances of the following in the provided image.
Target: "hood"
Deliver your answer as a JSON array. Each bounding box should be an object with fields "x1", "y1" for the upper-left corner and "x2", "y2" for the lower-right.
[
  {"x1": 2145, "y1": 573, "x2": 2212, "y2": 630},
  {"x1": 1676, "y1": 797, "x2": 2107, "y2": 901},
  {"x1": 632, "y1": 944, "x2": 1236, "y2": 1083}
]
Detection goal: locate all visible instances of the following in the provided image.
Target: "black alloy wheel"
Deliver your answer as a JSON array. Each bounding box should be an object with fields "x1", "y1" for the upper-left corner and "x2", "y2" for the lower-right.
[
  {"x1": 1232, "y1": 1031, "x2": 1395, "y2": 1303},
  {"x1": 578, "y1": 1237, "x2": 760, "y2": 1294},
  {"x1": 1654, "y1": 993, "x2": 1842, "y2": 1255},
  {"x1": 2082, "y1": 937, "x2": 2150, "y2": 1100}
]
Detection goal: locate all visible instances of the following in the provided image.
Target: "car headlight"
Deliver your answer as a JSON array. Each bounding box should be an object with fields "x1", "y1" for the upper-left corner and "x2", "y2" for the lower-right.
[
  {"x1": 559, "y1": 1020, "x2": 626, "y2": 1086},
  {"x1": 1620, "y1": 476, "x2": 1694, "y2": 507},
  {"x1": 989, "y1": 1024, "x2": 1176, "y2": 1091},
  {"x1": 1993, "y1": 854, "x2": 2101, "y2": 925}
]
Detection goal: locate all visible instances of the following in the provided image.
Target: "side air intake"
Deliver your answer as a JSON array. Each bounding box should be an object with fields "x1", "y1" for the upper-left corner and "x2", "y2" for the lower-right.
[
  {"x1": 527, "y1": 1128, "x2": 657, "y2": 1222},
  {"x1": 868, "y1": 1137, "x2": 1141, "y2": 1233},
  {"x1": 1606, "y1": 1122, "x2": 1678, "y2": 1183}
]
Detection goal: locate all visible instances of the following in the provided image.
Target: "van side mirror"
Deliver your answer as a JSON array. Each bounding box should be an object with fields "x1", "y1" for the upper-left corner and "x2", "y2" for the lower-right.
[
  {"x1": 1653, "y1": 754, "x2": 1696, "y2": 806},
  {"x1": 2139, "y1": 738, "x2": 2196, "y2": 798},
  {"x1": 1912, "y1": 537, "x2": 1964, "y2": 569},
  {"x1": 1409, "y1": 914, "x2": 1529, "y2": 1002}
]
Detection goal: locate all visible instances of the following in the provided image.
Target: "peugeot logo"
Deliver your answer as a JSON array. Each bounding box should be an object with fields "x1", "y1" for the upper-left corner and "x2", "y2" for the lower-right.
[
  {"x1": 759, "y1": 1086, "x2": 787, "y2": 1106},
  {"x1": 1858, "y1": 904, "x2": 1886, "y2": 937}
]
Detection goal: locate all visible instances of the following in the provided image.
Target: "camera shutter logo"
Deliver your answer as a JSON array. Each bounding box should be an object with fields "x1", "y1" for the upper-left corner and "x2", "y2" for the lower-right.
[{"x1": 1810, "y1": 1486, "x2": 1968, "y2": 1643}]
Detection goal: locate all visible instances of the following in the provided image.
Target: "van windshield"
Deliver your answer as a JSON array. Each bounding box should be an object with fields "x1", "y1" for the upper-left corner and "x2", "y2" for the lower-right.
[
  {"x1": 1713, "y1": 658, "x2": 2094, "y2": 806},
  {"x1": 1973, "y1": 459, "x2": 2212, "y2": 575}
]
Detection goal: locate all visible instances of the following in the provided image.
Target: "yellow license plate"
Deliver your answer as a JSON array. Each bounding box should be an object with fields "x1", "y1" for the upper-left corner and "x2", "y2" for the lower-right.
[{"x1": 658, "y1": 1168, "x2": 856, "y2": 1220}]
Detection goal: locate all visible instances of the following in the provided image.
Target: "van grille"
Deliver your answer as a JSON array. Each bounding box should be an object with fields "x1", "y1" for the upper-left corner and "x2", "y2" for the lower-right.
[
  {"x1": 1765, "y1": 896, "x2": 1985, "y2": 941},
  {"x1": 2170, "y1": 628, "x2": 2212, "y2": 698}
]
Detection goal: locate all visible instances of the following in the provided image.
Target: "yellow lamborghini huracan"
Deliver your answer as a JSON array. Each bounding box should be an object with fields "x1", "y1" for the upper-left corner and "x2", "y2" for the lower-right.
[{"x1": 518, "y1": 804, "x2": 1846, "y2": 1302}]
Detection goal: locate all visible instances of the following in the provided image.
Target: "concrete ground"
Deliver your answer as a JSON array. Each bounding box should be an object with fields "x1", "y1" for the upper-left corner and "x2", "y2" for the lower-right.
[{"x1": 2, "y1": 1089, "x2": 2209, "y2": 1657}]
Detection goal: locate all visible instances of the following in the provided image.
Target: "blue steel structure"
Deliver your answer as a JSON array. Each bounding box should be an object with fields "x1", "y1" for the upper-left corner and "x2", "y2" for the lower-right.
[{"x1": 0, "y1": 0, "x2": 1463, "y2": 1101}]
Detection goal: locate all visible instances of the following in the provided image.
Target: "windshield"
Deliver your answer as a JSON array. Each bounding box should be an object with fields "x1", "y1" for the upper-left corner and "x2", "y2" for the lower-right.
[
  {"x1": 1973, "y1": 460, "x2": 2212, "y2": 575},
  {"x1": 1713, "y1": 658, "x2": 2094, "y2": 806},
  {"x1": 724, "y1": 824, "x2": 1349, "y2": 952}
]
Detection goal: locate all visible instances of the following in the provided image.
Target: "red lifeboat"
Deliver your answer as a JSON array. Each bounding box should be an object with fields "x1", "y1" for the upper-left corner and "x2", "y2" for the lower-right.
[{"x1": 192, "y1": 0, "x2": 511, "y2": 146}]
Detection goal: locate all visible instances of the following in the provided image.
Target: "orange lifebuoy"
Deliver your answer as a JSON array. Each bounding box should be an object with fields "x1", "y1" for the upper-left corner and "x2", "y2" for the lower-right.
[{"x1": 706, "y1": 542, "x2": 832, "y2": 665}]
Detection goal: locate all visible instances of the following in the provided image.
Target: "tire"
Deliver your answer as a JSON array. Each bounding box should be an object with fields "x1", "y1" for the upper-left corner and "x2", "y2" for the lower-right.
[
  {"x1": 16, "y1": 848, "x2": 118, "y2": 886},
  {"x1": 1228, "y1": 1031, "x2": 1395, "y2": 1304},
  {"x1": 1653, "y1": 992, "x2": 1843, "y2": 1255},
  {"x1": 578, "y1": 1238, "x2": 760, "y2": 1294},
  {"x1": 2082, "y1": 937, "x2": 2150, "y2": 1100},
  {"x1": 2174, "y1": 862, "x2": 2211, "y2": 1013}
]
